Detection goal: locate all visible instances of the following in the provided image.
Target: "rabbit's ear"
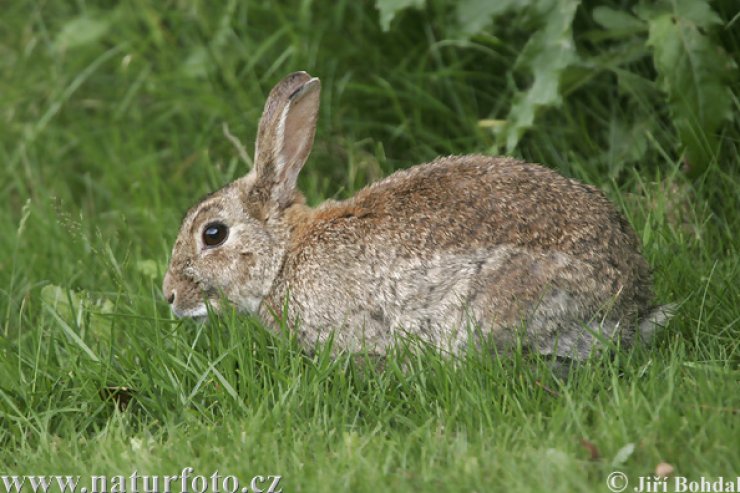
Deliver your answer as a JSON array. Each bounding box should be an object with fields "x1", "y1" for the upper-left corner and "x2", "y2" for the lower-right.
[{"x1": 251, "y1": 72, "x2": 320, "y2": 213}]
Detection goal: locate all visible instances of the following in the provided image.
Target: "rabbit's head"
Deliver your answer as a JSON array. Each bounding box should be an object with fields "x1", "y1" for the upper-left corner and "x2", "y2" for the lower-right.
[{"x1": 163, "y1": 72, "x2": 320, "y2": 317}]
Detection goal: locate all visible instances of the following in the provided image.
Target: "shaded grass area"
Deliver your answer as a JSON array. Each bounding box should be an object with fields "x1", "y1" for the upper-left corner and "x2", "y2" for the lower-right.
[{"x1": 1, "y1": 1, "x2": 738, "y2": 490}]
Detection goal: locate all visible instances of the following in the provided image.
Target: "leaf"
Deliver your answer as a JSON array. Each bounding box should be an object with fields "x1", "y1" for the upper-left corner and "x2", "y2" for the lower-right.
[
  {"x1": 41, "y1": 284, "x2": 113, "y2": 351},
  {"x1": 41, "y1": 284, "x2": 83, "y2": 322},
  {"x1": 181, "y1": 0, "x2": 238, "y2": 78},
  {"x1": 182, "y1": 46, "x2": 212, "y2": 79},
  {"x1": 53, "y1": 15, "x2": 111, "y2": 51},
  {"x1": 602, "y1": 118, "x2": 650, "y2": 177},
  {"x1": 613, "y1": 69, "x2": 660, "y2": 100},
  {"x1": 456, "y1": 0, "x2": 519, "y2": 36},
  {"x1": 544, "y1": 448, "x2": 570, "y2": 463},
  {"x1": 16, "y1": 198, "x2": 32, "y2": 238},
  {"x1": 136, "y1": 259, "x2": 161, "y2": 280},
  {"x1": 500, "y1": 0, "x2": 580, "y2": 152},
  {"x1": 375, "y1": 0, "x2": 426, "y2": 31},
  {"x1": 640, "y1": 0, "x2": 735, "y2": 174},
  {"x1": 592, "y1": 6, "x2": 646, "y2": 35},
  {"x1": 44, "y1": 306, "x2": 100, "y2": 362},
  {"x1": 611, "y1": 442, "x2": 635, "y2": 466}
]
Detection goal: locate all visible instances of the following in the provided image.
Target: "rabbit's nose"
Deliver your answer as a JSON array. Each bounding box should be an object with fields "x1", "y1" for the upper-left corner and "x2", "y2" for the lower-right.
[{"x1": 162, "y1": 271, "x2": 176, "y2": 304}]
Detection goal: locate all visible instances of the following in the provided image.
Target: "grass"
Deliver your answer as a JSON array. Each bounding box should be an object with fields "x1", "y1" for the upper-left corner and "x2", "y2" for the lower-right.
[{"x1": 1, "y1": 1, "x2": 738, "y2": 491}]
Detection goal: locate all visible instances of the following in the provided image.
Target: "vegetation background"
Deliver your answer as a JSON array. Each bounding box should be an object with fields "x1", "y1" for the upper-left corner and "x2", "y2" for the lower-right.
[{"x1": 1, "y1": 0, "x2": 738, "y2": 491}]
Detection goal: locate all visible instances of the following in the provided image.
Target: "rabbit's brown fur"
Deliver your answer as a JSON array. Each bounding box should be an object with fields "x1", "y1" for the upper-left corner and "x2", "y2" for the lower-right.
[{"x1": 163, "y1": 71, "x2": 670, "y2": 360}]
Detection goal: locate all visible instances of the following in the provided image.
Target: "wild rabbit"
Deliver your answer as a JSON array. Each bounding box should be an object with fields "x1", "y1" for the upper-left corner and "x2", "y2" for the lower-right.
[{"x1": 163, "y1": 71, "x2": 671, "y2": 360}]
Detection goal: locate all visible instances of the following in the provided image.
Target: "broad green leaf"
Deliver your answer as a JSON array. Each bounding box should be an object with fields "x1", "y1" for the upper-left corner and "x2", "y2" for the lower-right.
[
  {"x1": 592, "y1": 6, "x2": 646, "y2": 34},
  {"x1": 613, "y1": 68, "x2": 661, "y2": 102},
  {"x1": 182, "y1": 46, "x2": 213, "y2": 79},
  {"x1": 456, "y1": 0, "x2": 519, "y2": 36},
  {"x1": 636, "y1": 0, "x2": 722, "y2": 27},
  {"x1": 375, "y1": 0, "x2": 426, "y2": 31},
  {"x1": 641, "y1": 0, "x2": 735, "y2": 174},
  {"x1": 501, "y1": 0, "x2": 580, "y2": 152},
  {"x1": 53, "y1": 15, "x2": 111, "y2": 51},
  {"x1": 41, "y1": 284, "x2": 83, "y2": 323}
]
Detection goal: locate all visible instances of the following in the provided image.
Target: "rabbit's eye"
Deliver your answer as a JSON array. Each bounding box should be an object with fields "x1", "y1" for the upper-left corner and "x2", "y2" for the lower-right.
[{"x1": 202, "y1": 222, "x2": 229, "y2": 247}]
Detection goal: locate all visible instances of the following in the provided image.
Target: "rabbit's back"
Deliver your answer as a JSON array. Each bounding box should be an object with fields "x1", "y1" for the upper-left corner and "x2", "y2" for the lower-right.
[
  {"x1": 265, "y1": 155, "x2": 654, "y2": 357},
  {"x1": 330, "y1": 156, "x2": 636, "y2": 259}
]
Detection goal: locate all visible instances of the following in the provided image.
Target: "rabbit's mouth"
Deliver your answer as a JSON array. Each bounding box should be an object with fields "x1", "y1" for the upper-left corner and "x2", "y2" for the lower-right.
[
  {"x1": 171, "y1": 303, "x2": 209, "y2": 319},
  {"x1": 170, "y1": 296, "x2": 224, "y2": 320},
  {"x1": 163, "y1": 271, "x2": 222, "y2": 319}
]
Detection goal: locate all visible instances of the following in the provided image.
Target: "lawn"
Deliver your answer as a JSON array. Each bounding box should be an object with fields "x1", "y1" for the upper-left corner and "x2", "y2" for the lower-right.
[{"x1": 1, "y1": 1, "x2": 738, "y2": 492}]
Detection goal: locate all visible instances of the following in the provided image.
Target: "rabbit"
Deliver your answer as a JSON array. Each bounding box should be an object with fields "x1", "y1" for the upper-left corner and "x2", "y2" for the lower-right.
[{"x1": 162, "y1": 71, "x2": 672, "y2": 361}]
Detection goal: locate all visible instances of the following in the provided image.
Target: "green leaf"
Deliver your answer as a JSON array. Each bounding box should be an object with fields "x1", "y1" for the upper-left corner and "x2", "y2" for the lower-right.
[
  {"x1": 641, "y1": 0, "x2": 735, "y2": 174},
  {"x1": 182, "y1": 46, "x2": 213, "y2": 79},
  {"x1": 500, "y1": 0, "x2": 580, "y2": 152},
  {"x1": 375, "y1": 0, "x2": 426, "y2": 31},
  {"x1": 181, "y1": 0, "x2": 238, "y2": 78},
  {"x1": 41, "y1": 284, "x2": 83, "y2": 323},
  {"x1": 456, "y1": 0, "x2": 519, "y2": 36},
  {"x1": 41, "y1": 284, "x2": 113, "y2": 351},
  {"x1": 602, "y1": 118, "x2": 651, "y2": 177},
  {"x1": 136, "y1": 259, "x2": 162, "y2": 280},
  {"x1": 53, "y1": 15, "x2": 111, "y2": 51},
  {"x1": 592, "y1": 6, "x2": 646, "y2": 35},
  {"x1": 637, "y1": 0, "x2": 722, "y2": 26}
]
